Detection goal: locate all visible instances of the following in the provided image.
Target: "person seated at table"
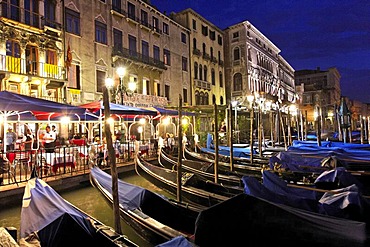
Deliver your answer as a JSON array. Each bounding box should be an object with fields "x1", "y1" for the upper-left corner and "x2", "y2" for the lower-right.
[
  {"x1": 94, "y1": 137, "x2": 106, "y2": 167},
  {"x1": 43, "y1": 126, "x2": 56, "y2": 153}
]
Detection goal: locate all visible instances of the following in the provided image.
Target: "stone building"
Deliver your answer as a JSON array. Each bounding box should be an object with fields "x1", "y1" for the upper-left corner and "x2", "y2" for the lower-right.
[
  {"x1": 64, "y1": 0, "x2": 190, "y2": 107},
  {"x1": 224, "y1": 21, "x2": 296, "y2": 143},
  {"x1": 0, "y1": 0, "x2": 66, "y2": 102},
  {"x1": 171, "y1": 8, "x2": 226, "y2": 107},
  {"x1": 295, "y1": 67, "x2": 341, "y2": 132}
]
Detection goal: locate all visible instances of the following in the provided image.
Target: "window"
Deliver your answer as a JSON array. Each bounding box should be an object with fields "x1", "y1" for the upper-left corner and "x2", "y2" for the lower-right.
[
  {"x1": 152, "y1": 17, "x2": 159, "y2": 32},
  {"x1": 6, "y1": 40, "x2": 20, "y2": 57},
  {"x1": 211, "y1": 69, "x2": 215, "y2": 85},
  {"x1": 209, "y1": 30, "x2": 215, "y2": 41},
  {"x1": 182, "y1": 56, "x2": 188, "y2": 71},
  {"x1": 183, "y1": 88, "x2": 188, "y2": 103},
  {"x1": 233, "y1": 47, "x2": 240, "y2": 60},
  {"x1": 68, "y1": 64, "x2": 81, "y2": 89},
  {"x1": 218, "y1": 35, "x2": 223, "y2": 46},
  {"x1": 204, "y1": 66, "x2": 207, "y2": 82},
  {"x1": 199, "y1": 65, "x2": 202, "y2": 80},
  {"x1": 128, "y1": 35, "x2": 137, "y2": 56},
  {"x1": 154, "y1": 80, "x2": 160, "y2": 96},
  {"x1": 141, "y1": 10, "x2": 148, "y2": 26},
  {"x1": 201, "y1": 25, "x2": 208, "y2": 36},
  {"x1": 127, "y1": 2, "x2": 135, "y2": 20},
  {"x1": 232, "y1": 32, "x2": 239, "y2": 39},
  {"x1": 44, "y1": 0, "x2": 56, "y2": 27},
  {"x1": 193, "y1": 38, "x2": 197, "y2": 49},
  {"x1": 233, "y1": 73, "x2": 243, "y2": 91},
  {"x1": 163, "y1": 49, "x2": 171, "y2": 66},
  {"x1": 202, "y1": 43, "x2": 206, "y2": 54},
  {"x1": 192, "y1": 19, "x2": 196, "y2": 30},
  {"x1": 26, "y1": 45, "x2": 38, "y2": 74},
  {"x1": 181, "y1": 32, "x2": 187, "y2": 44},
  {"x1": 65, "y1": 8, "x2": 80, "y2": 35},
  {"x1": 194, "y1": 62, "x2": 198, "y2": 79},
  {"x1": 45, "y1": 49, "x2": 57, "y2": 65},
  {"x1": 96, "y1": 70, "x2": 106, "y2": 93},
  {"x1": 210, "y1": 47, "x2": 213, "y2": 59},
  {"x1": 163, "y1": 23, "x2": 169, "y2": 35},
  {"x1": 113, "y1": 28, "x2": 123, "y2": 50},
  {"x1": 212, "y1": 94, "x2": 216, "y2": 105},
  {"x1": 165, "y1": 85, "x2": 170, "y2": 101},
  {"x1": 218, "y1": 51, "x2": 222, "y2": 62},
  {"x1": 25, "y1": 0, "x2": 39, "y2": 28},
  {"x1": 142, "y1": 40, "x2": 149, "y2": 61},
  {"x1": 219, "y1": 71, "x2": 223, "y2": 87},
  {"x1": 95, "y1": 20, "x2": 107, "y2": 44},
  {"x1": 9, "y1": 0, "x2": 20, "y2": 21},
  {"x1": 153, "y1": 45, "x2": 160, "y2": 61},
  {"x1": 112, "y1": 0, "x2": 121, "y2": 12}
]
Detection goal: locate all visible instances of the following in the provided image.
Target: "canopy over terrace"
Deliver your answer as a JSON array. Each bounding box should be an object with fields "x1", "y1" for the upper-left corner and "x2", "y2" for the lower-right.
[{"x1": 0, "y1": 91, "x2": 88, "y2": 151}]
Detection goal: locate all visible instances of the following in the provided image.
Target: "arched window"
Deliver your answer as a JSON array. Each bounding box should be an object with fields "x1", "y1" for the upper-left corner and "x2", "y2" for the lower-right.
[
  {"x1": 205, "y1": 92, "x2": 209, "y2": 105},
  {"x1": 210, "y1": 47, "x2": 214, "y2": 59},
  {"x1": 233, "y1": 47, "x2": 240, "y2": 61},
  {"x1": 195, "y1": 91, "x2": 200, "y2": 105},
  {"x1": 193, "y1": 38, "x2": 197, "y2": 50},
  {"x1": 199, "y1": 91, "x2": 205, "y2": 105},
  {"x1": 199, "y1": 65, "x2": 203, "y2": 80},
  {"x1": 212, "y1": 94, "x2": 216, "y2": 104},
  {"x1": 233, "y1": 73, "x2": 243, "y2": 91},
  {"x1": 211, "y1": 69, "x2": 215, "y2": 85},
  {"x1": 220, "y1": 96, "x2": 224, "y2": 105},
  {"x1": 204, "y1": 66, "x2": 207, "y2": 82},
  {"x1": 194, "y1": 62, "x2": 198, "y2": 79},
  {"x1": 219, "y1": 71, "x2": 223, "y2": 87},
  {"x1": 202, "y1": 43, "x2": 206, "y2": 54}
]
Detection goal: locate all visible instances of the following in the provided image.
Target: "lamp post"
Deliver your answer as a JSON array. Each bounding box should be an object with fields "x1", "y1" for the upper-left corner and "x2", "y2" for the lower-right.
[
  {"x1": 116, "y1": 67, "x2": 126, "y2": 105},
  {"x1": 104, "y1": 77, "x2": 121, "y2": 234},
  {"x1": 247, "y1": 95, "x2": 254, "y2": 164},
  {"x1": 231, "y1": 100, "x2": 238, "y2": 143}
]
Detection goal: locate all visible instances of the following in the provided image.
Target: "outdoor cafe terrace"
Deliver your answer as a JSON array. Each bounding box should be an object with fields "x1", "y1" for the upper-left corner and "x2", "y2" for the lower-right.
[{"x1": 0, "y1": 140, "x2": 156, "y2": 187}]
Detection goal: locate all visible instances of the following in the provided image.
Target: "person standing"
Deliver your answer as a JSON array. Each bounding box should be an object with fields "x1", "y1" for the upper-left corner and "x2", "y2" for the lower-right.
[
  {"x1": 51, "y1": 125, "x2": 59, "y2": 145},
  {"x1": 43, "y1": 126, "x2": 56, "y2": 153},
  {"x1": 22, "y1": 129, "x2": 34, "y2": 151},
  {"x1": 5, "y1": 127, "x2": 17, "y2": 151}
]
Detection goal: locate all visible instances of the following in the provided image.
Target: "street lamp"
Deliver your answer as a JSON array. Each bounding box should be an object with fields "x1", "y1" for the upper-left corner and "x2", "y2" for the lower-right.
[{"x1": 116, "y1": 67, "x2": 126, "y2": 105}]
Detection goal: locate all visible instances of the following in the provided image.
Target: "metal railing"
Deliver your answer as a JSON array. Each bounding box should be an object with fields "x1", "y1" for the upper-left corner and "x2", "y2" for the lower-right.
[
  {"x1": 0, "y1": 141, "x2": 157, "y2": 187},
  {"x1": 0, "y1": 54, "x2": 65, "y2": 80}
]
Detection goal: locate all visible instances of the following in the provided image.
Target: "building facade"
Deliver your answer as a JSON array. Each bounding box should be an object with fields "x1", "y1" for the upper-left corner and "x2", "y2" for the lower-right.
[
  {"x1": 64, "y1": 0, "x2": 190, "y2": 107},
  {"x1": 295, "y1": 67, "x2": 341, "y2": 132},
  {"x1": 0, "y1": 0, "x2": 66, "y2": 102},
  {"x1": 172, "y1": 8, "x2": 225, "y2": 107}
]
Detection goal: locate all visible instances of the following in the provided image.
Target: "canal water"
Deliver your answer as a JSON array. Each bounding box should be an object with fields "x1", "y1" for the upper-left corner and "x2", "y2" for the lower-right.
[{"x1": 0, "y1": 170, "x2": 174, "y2": 247}]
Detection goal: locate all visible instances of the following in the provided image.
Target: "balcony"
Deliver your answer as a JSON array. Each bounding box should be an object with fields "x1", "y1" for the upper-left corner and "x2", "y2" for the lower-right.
[
  {"x1": 0, "y1": 54, "x2": 65, "y2": 79},
  {"x1": 193, "y1": 49, "x2": 201, "y2": 56},
  {"x1": 218, "y1": 60, "x2": 224, "y2": 66},
  {"x1": 203, "y1": 53, "x2": 210, "y2": 61},
  {"x1": 211, "y1": 57, "x2": 217, "y2": 64},
  {"x1": 194, "y1": 79, "x2": 211, "y2": 90},
  {"x1": 112, "y1": 47, "x2": 166, "y2": 70}
]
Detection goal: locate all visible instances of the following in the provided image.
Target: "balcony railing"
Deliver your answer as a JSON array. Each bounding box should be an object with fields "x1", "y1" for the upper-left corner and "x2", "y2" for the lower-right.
[
  {"x1": 195, "y1": 79, "x2": 211, "y2": 90},
  {"x1": 112, "y1": 46, "x2": 166, "y2": 70},
  {"x1": 218, "y1": 60, "x2": 224, "y2": 66},
  {"x1": 1, "y1": 2, "x2": 61, "y2": 30},
  {"x1": 211, "y1": 57, "x2": 217, "y2": 64},
  {"x1": 193, "y1": 49, "x2": 201, "y2": 56},
  {"x1": 0, "y1": 54, "x2": 65, "y2": 80},
  {"x1": 203, "y1": 53, "x2": 210, "y2": 60}
]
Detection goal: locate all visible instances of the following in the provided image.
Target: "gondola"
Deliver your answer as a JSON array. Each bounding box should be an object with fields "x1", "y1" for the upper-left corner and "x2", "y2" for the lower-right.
[
  {"x1": 135, "y1": 153, "x2": 243, "y2": 207},
  {"x1": 19, "y1": 177, "x2": 138, "y2": 247},
  {"x1": 89, "y1": 167, "x2": 202, "y2": 246},
  {"x1": 184, "y1": 146, "x2": 318, "y2": 184},
  {"x1": 159, "y1": 148, "x2": 249, "y2": 187}
]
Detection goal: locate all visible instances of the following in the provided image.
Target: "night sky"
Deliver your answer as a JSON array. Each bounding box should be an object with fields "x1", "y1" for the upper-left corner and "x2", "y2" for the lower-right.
[{"x1": 151, "y1": 0, "x2": 370, "y2": 103}]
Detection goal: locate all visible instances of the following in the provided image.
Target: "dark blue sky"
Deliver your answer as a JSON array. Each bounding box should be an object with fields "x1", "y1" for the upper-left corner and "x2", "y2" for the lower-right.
[{"x1": 151, "y1": 0, "x2": 370, "y2": 103}]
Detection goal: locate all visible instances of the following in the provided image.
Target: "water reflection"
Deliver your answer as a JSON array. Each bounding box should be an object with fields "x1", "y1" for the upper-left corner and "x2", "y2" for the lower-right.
[{"x1": 0, "y1": 170, "x2": 173, "y2": 247}]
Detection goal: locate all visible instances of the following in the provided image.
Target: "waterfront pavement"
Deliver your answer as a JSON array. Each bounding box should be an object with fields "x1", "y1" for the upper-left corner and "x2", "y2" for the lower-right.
[{"x1": 0, "y1": 161, "x2": 135, "y2": 208}]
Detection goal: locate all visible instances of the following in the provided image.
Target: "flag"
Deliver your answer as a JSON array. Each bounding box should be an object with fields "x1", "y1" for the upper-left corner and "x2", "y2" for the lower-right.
[{"x1": 65, "y1": 41, "x2": 72, "y2": 71}]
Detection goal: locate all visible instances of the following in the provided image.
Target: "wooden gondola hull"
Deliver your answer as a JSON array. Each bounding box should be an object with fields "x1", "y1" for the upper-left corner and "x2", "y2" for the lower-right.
[
  {"x1": 90, "y1": 167, "x2": 201, "y2": 246},
  {"x1": 135, "y1": 154, "x2": 238, "y2": 207}
]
